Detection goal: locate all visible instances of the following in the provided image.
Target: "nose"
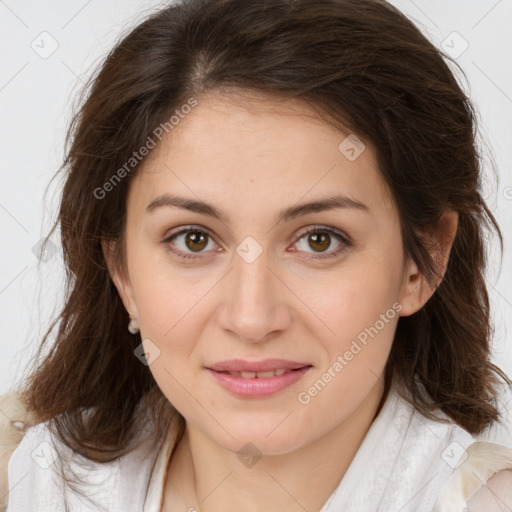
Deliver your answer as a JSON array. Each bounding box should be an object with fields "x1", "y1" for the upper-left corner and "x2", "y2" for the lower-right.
[{"x1": 216, "y1": 246, "x2": 292, "y2": 343}]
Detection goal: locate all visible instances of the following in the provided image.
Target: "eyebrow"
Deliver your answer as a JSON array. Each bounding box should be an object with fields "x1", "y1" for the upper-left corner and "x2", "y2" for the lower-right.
[{"x1": 145, "y1": 193, "x2": 369, "y2": 224}]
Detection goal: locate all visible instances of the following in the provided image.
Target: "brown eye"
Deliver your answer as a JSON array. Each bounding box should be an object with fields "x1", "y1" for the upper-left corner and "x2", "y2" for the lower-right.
[
  {"x1": 292, "y1": 226, "x2": 351, "y2": 260},
  {"x1": 185, "y1": 231, "x2": 209, "y2": 252},
  {"x1": 307, "y1": 232, "x2": 331, "y2": 252},
  {"x1": 164, "y1": 227, "x2": 218, "y2": 260}
]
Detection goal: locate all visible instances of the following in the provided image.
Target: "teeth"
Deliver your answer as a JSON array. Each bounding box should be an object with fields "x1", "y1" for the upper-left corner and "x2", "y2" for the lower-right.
[
  {"x1": 257, "y1": 370, "x2": 276, "y2": 378},
  {"x1": 228, "y1": 369, "x2": 292, "y2": 378}
]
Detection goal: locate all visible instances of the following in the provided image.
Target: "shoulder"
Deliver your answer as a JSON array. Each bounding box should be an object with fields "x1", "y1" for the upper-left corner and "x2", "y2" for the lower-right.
[
  {"x1": 463, "y1": 383, "x2": 512, "y2": 510},
  {"x1": 434, "y1": 441, "x2": 512, "y2": 512},
  {"x1": 466, "y1": 469, "x2": 512, "y2": 511},
  {"x1": 0, "y1": 391, "x2": 44, "y2": 511},
  {"x1": 1, "y1": 391, "x2": 172, "y2": 511}
]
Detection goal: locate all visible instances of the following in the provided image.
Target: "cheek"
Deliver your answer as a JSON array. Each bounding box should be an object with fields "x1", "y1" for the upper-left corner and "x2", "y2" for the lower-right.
[
  {"x1": 295, "y1": 255, "x2": 402, "y2": 387},
  {"x1": 129, "y1": 242, "x2": 212, "y2": 339},
  {"x1": 302, "y1": 264, "x2": 401, "y2": 341},
  {"x1": 136, "y1": 285, "x2": 207, "y2": 361},
  {"x1": 296, "y1": 276, "x2": 399, "y2": 417}
]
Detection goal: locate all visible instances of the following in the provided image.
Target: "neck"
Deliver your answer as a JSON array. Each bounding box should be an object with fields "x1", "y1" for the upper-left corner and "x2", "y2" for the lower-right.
[{"x1": 164, "y1": 379, "x2": 386, "y2": 512}]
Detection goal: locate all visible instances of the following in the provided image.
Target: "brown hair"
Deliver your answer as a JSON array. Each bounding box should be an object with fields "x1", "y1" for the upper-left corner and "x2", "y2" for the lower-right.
[{"x1": 17, "y1": 0, "x2": 510, "y2": 472}]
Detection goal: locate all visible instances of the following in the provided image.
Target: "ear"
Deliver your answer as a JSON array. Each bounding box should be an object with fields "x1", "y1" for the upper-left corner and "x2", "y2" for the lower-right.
[
  {"x1": 101, "y1": 238, "x2": 139, "y2": 320},
  {"x1": 399, "y1": 209, "x2": 458, "y2": 317}
]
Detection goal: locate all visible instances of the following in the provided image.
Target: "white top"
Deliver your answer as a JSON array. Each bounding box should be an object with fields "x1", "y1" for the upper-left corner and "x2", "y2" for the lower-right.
[{"x1": 4, "y1": 383, "x2": 512, "y2": 511}]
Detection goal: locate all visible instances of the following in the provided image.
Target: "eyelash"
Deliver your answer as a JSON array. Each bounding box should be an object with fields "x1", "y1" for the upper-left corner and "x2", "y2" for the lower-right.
[{"x1": 162, "y1": 224, "x2": 352, "y2": 262}]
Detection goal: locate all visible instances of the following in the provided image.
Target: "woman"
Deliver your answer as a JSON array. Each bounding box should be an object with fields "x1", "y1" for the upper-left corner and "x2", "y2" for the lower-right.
[{"x1": 1, "y1": 0, "x2": 512, "y2": 510}]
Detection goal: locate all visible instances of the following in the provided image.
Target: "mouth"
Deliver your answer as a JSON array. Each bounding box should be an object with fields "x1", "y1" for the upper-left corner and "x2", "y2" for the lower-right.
[
  {"x1": 205, "y1": 359, "x2": 313, "y2": 398},
  {"x1": 213, "y1": 367, "x2": 308, "y2": 378}
]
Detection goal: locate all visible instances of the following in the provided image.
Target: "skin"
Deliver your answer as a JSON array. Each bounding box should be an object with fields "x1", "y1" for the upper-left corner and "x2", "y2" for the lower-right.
[{"x1": 104, "y1": 89, "x2": 458, "y2": 512}]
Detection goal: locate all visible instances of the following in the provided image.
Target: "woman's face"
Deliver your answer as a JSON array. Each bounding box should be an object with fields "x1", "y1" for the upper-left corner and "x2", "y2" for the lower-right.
[{"x1": 109, "y1": 90, "x2": 425, "y2": 455}]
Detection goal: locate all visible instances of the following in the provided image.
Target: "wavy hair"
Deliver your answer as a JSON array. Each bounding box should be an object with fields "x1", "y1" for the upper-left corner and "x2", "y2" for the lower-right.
[{"x1": 17, "y1": 0, "x2": 511, "y2": 471}]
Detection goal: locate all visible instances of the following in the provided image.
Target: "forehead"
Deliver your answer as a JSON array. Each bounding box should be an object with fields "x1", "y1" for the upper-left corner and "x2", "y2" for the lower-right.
[{"x1": 128, "y1": 89, "x2": 395, "y2": 219}]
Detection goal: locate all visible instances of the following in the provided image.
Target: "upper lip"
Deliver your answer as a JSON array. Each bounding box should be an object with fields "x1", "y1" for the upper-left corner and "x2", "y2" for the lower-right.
[{"x1": 207, "y1": 359, "x2": 311, "y2": 373}]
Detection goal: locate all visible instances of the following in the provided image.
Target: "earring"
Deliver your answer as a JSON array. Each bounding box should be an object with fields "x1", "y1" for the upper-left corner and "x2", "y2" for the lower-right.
[{"x1": 128, "y1": 317, "x2": 140, "y2": 334}]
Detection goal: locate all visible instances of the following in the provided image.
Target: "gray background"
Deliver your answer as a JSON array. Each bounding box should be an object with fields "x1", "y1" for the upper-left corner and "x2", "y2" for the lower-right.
[{"x1": 0, "y1": 0, "x2": 511, "y2": 394}]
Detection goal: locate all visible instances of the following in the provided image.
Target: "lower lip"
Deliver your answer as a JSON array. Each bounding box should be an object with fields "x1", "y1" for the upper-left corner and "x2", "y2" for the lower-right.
[{"x1": 206, "y1": 366, "x2": 312, "y2": 398}]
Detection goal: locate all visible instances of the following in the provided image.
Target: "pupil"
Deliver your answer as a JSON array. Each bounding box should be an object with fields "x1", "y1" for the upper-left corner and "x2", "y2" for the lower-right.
[{"x1": 309, "y1": 232, "x2": 330, "y2": 252}]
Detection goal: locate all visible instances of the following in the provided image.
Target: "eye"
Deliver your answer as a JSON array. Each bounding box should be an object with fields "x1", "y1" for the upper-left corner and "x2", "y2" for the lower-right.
[
  {"x1": 163, "y1": 226, "x2": 219, "y2": 260},
  {"x1": 163, "y1": 225, "x2": 351, "y2": 261},
  {"x1": 290, "y1": 226, "x2": 351, "y2": 260}
]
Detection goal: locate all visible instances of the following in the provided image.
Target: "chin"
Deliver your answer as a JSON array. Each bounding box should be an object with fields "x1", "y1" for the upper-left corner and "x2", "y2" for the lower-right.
[{"x1": 204, "y1": 418, "x2": 310, "y2": 458}]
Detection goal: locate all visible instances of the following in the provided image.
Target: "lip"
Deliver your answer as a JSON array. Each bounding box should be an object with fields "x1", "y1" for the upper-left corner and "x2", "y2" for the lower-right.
[
  {"x1": 206, "y1": 358, "x2": 310, "y2": 373},
  {"x1": 205, "y1": 359, "x2": 312, "y2": 398}
]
